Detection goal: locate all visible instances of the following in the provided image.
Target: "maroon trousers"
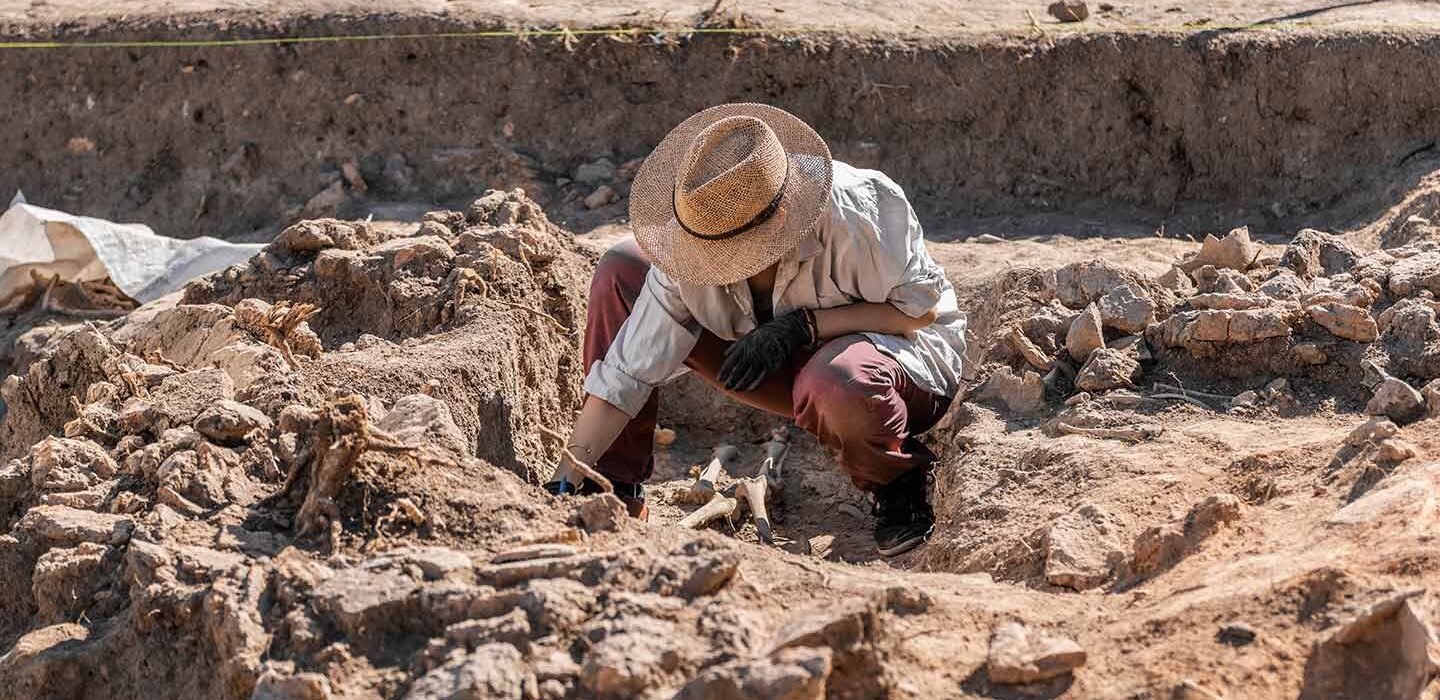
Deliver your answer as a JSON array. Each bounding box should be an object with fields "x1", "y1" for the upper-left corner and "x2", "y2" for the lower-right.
[{"x1": 586, "y1": 239, "x2": 950, "y2": 493}]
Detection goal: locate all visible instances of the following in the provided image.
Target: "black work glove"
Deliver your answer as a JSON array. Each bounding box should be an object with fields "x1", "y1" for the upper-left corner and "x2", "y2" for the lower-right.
[{"x1": 718, "y1": 310, "x2": 815, "y2": 392}]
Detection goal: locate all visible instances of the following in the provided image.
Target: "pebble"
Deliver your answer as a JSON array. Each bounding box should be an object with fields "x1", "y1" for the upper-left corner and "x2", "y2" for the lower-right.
[
  {"x1": 584, "y1": 185, "x2": 617, "y2": 210},
  {"x1": 987, "y1": 622, "x2": 1087, "y2": 684},
  {"x1": 1046, "y1": 0, "x2": 1090, "y2": 22},
  {"x1": 1217, "y1": 621, "x2": 1256, "y2": 646}
]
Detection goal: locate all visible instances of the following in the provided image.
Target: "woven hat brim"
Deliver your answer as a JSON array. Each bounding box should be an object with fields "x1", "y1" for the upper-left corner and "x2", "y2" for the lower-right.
[{"x1": 629, "y1": 103, "x2": 833, "y2": 287}]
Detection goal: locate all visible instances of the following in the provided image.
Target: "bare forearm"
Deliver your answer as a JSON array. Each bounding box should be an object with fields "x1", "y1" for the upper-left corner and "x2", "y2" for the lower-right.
[
  {"x1": 813, "y1": 302, "x2": 937, "y2": 340},
  {"x1": 565, "y1": 395, "x2": 631, "y2": 469}
]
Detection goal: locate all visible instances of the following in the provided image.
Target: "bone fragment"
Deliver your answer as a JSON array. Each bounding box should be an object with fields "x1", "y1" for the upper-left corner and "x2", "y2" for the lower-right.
[
  {"x1": 761, "y1": 428, "x2": 791, "y2": 487},
  {"x1": 1008, "y1": 326, "x2": 1053, "y2": 371},
  {"x1": 734, "y1": 476, "x2": 774, "y2": 545},
  {"x1": 678, "y1": 492, "x2": 737, "y2": 530},
  {"x1": 683, "y1": 443, "x2": 737, "y2": 504},
  {"x1": 1055, "y1": 421, "x2": 1163, "y2": 443}
]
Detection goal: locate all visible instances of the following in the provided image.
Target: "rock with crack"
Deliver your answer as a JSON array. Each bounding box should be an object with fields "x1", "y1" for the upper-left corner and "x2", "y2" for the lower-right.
[
  {"x1": 194, "y1": 399, "x2": 272, "y2": 445},
  {"x1": 1386, "y1": 250, "x2": 1440, "y2": 297},
  {"x1": 1366, "y1": 376, "x2": 1427, "y2": 425},
  {"x1": 1300, "y1": 590, "x2": 1438, "y2": 700},
  {"x1": 1045, "y1": 504, "x2": 1125, "y2": 590},
  {"x1": 27, "y1": 436, "x2": 116, "y2": 494},
  {"x1": 673, "y1": 646, "x2": 833, "y2": 700},
  {"x1": 986, "y1": 622, "x2": 1087, "y2": 684},
  {"x1": 1424, "y1": 379, "x2": 1440, "y2": 419},
  {"x1": 403, "y1": 643, "x2": 530, "y2": 700},
  {"x1": 1179, "y1": 227, "x2": 1261, "y2": 273},
  {"x1": 1346, "y1": 417, "x2": 1400, "y2": 447},
  {"x1": 650, "y1": 538, "x2": 739, "y2": 599},
  {"x1": 580, "y1": 617, "x2": 680, "y2": 699},
  {"x1": 578, "y1": 493, "x2": 628, "y2": 533},
  {"x1": 974, "y1": 366, "x2": 1046, "y2": 414},
  {"x1": 1075, "y1": 348, "x2": 1140, "y2": 393},
  {"x1": 1097, "y1": 285, "x2": 1156, "y2": 334},
  {"x1": 375, "y1": 394, "x2": 469, "y2": 457},
  {"x1": 1066, "y1": 303, "x2": 1105, "y2": 362},
  {"x1": 310, "y1": 567, "x2": 420, "y2": 641},
  {"x1": 1308, "y1": 302, "x2": 1379, "y2": 342}
]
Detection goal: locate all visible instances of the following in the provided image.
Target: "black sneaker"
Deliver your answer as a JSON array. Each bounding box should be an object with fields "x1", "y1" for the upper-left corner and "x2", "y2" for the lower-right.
[
  {"x1": 871, "y1": 468, "x2": 935, "y2": 557},
  {"x1": 543, "y1": 478, "x2": 649, "y2": 520}
]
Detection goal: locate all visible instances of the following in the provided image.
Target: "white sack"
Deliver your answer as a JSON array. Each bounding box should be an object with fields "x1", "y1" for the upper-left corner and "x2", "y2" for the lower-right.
[{"x1": 0, "y1": 202, "x2": 263, "y2": 305}]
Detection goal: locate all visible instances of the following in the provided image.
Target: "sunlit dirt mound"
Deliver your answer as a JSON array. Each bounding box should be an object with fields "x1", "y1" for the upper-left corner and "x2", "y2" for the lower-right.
[{"x1": 2, "y1": 185, "x2": 1439, "y2": 700}]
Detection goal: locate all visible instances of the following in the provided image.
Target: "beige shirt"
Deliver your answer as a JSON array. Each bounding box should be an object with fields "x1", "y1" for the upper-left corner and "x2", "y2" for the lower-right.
[{"x1": 585, "y1": 160, "x2": 968, "y2": 417}]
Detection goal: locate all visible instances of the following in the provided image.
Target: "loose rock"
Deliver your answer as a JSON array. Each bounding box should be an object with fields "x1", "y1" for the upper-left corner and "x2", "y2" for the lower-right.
[
  {"x1": 1066, "y1": 303, "x2": 1105, "y2": 362},
  {"x1": 578, "y1": 493, "x2": 628, "y2": 533},
  {"x1": 1365, "y1": 376, "x2": 1426, "y2": 424},
  {"x1": 1096, "y1": 285, "x2": 1156, "y2": 334},
  {"x1": 1308, "y1": 302, "x2": 1378, "y2": 342},
  {"x1": 1044, "y1": 504, "x2": 1125, "y2": 590},
  {"x1": 1179, "y1": 227, "x2": 1261, "y2": 273},
  {"x1": 194, "y1": 399, "x2": 272, "y2": 444},
  {"x1": 1046, "y1": 0, "x2": 1089, "y2": 22},
  {"x1": 673, "y1": 647, "x2": 833, "y2": 700},
  {"x1": 1075, "y1": 347, "x2": 1140, "y2": 393},
  {"x1": 987, "y1": 622, "x2": 1087, "y2": 684}
]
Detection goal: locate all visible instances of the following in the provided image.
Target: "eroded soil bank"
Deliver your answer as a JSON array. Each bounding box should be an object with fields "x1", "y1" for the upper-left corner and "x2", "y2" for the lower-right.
[{"x1": 5, "y1": 20, "x2": 1440, "y2": 241}]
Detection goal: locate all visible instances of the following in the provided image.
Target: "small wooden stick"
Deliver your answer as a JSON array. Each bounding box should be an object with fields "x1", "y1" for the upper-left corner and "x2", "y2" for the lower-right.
[
  {"x1": 537, "y1": 425, "x2": 614, "y2": 493},
  {"x1": 1150, "y1": 392, "x2": 1214, "y2": 410},
  {"x1": 678, "y1": 492, "x2": 737, "y2": 530}
]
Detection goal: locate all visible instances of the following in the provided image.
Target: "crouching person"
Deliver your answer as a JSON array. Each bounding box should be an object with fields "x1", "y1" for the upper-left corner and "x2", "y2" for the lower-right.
[{"x1": 546, "y1": 103, "x2": 967, "y2": 556}]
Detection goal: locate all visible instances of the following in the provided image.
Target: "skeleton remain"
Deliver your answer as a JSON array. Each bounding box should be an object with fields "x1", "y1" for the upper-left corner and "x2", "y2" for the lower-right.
[{"x1": 678, "y1": 427, "x2": 791, "y2": 545}]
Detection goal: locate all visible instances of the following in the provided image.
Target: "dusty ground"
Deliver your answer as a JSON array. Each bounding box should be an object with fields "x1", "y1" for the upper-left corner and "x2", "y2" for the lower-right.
[
  {"x1": 3, "y1": 3, "x2": 1440, "y2": 699},
  {"x1": 3, "y1": 169, "x2": 1437, "y2": 699},
  {"x1": 4, "y1": 0, "x2": 1440, "y2": 33}
]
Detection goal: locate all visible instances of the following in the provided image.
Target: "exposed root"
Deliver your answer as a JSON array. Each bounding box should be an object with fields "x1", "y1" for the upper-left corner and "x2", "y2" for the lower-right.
[
  {"x1": 265, "y1": 395, "x2": 417, "y2": 546},
  {"x1": 251, "y1": 301, "x2": 322, "y2": 369}
]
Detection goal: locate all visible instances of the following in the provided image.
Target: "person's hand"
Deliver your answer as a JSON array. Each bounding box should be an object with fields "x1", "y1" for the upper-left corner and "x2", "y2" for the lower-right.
[{"x1": 718, "y1": 310, "x2": 815, "y2": 392}]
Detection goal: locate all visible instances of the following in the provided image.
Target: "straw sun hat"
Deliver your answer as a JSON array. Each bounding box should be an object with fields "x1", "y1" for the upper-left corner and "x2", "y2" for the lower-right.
[{"x1": 629, "y1": 103, "x2": 833, "y2": 287}]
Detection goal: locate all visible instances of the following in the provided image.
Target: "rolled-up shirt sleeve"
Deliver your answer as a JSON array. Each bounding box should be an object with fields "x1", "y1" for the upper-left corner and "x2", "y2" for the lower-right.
[
  {"x1": 583, "y1": 267, "x2": 700, "y2": 417},
  {"x1": 831, "y1": 171, "x2": 945, "y2": 318}
]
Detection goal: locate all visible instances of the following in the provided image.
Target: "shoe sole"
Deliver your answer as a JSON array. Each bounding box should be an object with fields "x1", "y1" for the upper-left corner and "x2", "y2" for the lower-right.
[{"x1": 876, "y1": 528, "x2": 932, "y2": 557}]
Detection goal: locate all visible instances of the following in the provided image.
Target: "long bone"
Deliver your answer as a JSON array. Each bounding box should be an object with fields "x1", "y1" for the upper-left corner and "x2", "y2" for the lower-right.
[
  {"x1": 682, "y1": 443, "x2": 739, "y2": 504},
  {"x1": 678, "y1": 492, "x2": 737, "y2": 530},
  {"x1": 760, "y1": 427, "x2": 791, "y2": 488},
  {"x1": 732, "y1": 476, "x2": 773, "y2": 544}
]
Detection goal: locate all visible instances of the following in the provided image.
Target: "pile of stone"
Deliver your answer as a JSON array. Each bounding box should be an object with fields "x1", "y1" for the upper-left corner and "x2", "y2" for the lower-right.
[
  {"x1": 0, "y1": 190, "x2": 937, "y2": 700},
  {"x1": 972, "y1": 227, "x2": 1440, "y2": 435}
]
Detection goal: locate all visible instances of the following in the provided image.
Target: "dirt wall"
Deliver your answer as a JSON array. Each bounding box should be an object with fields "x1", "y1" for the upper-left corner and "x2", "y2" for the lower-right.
[{"x1": 5, "y1": 22, "x2": 1440, "y2": 241}]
